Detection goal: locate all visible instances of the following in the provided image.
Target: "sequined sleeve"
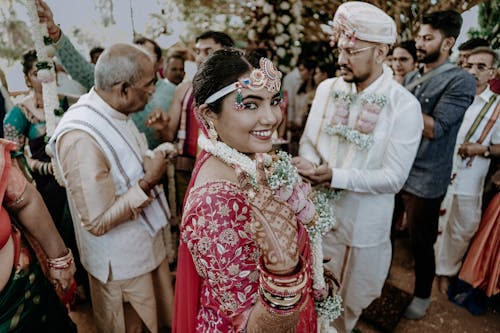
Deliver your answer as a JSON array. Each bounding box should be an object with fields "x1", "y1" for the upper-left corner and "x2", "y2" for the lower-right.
[{"x1": 181, "y1": 180, "x2": 260, "y2": 331}]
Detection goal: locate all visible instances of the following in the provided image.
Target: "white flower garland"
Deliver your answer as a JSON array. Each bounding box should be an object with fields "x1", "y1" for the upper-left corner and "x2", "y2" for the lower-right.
[
  {"x1": 324, "y1": 91, "x2": 388, "y2": 150},
  {"x1": 198, "y1": 135, "x2": 343, "y2": 328},
  {"x1": 22, "y1": 0, "x2": 62, "y2": 137}
]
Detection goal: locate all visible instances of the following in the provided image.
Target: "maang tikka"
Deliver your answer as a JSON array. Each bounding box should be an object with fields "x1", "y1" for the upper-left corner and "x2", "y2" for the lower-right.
[{"x1": 205, "y1": 57, "x2": 283, "y2": 111}]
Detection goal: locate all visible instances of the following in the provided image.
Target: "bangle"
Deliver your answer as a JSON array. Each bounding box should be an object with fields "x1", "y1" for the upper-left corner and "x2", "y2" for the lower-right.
[{"x1": 47, "y1": 248, "x2": 74, "y2": 270}]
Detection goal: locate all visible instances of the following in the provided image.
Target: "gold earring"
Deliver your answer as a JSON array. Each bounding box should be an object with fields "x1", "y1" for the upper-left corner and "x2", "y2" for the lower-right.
[{"x1": 208, "y1": 121, "x2": 218, "y2": 143}]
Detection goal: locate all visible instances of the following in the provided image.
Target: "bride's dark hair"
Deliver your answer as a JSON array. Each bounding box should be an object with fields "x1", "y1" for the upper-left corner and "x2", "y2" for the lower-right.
[{"x1": 193, "y1": 48, "x2": 261, "y2": 113}]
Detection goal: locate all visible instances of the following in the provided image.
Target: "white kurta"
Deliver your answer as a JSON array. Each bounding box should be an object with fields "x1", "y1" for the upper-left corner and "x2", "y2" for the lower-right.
[
  {"x1": 300, "y1": 65, "x2": 423, "y2": 332},
  {"x1": 436, "y1": 87, "x2": 500, "y2": 276}
]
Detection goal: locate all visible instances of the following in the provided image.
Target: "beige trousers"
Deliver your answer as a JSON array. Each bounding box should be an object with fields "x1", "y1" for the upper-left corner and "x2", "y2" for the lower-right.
[
  {"x1": 323, "y1": 233, "x2": 391, "y2": 333},
  {"x1": 88, "y1": 257, "x2": 174, "y2": 333},
  {"x1": 436, "y1": 194, "x2": 482, "y2": 276}
]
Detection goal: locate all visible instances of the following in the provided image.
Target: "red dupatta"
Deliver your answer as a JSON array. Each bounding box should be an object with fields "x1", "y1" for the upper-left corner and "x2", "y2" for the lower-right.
[{"x1": 172, "y1": 151, "x2": 209, "y2": 333}]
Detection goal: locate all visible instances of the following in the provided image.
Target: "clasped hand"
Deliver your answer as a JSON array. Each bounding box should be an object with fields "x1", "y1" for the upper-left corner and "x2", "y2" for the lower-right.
[
  {"x1": 292, "y1": 156, "x2": 332, "y2": 186},
  {"x1": 237, "y1": 154, "x2": 299, "y2": 275}
]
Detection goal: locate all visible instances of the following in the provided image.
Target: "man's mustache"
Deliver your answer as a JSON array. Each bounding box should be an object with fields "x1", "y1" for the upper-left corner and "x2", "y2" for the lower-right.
[{"x1": 416, "y1": 49, "x2": 426, "y2": 55}]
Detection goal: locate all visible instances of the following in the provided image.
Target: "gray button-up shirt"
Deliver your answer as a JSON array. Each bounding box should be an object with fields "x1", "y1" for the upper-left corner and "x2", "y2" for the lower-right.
[{"x1": 402, "y1": 61, "x2": 476, "y2": 198}]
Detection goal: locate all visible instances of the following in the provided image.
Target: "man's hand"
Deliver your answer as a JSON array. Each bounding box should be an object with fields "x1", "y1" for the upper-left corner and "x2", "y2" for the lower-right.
[
  {"x1": 146, "y1": 108, "x2": 170, "y2": 131},
  {"x1": 36, "y1": 0, "x2": 61, "y2": 42},
  {"x1": 458, "y1": 142, "x2": 488, "y2": 158},
  {"x1": 143, "y1": 150, "x2": 167, "y2": 186},
  {"x1": 291, "y1": 156, "x2": 316, "y2": 173},
  {"x1": 297, "y1": 164, "x2": 332, "y2": 186}
]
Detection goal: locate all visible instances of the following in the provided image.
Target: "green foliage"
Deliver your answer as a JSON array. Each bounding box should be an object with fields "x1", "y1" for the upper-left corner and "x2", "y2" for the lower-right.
[
  {"x1": 0, "y1": 2, "x2": 34, "y2": 63},
  {"x1": 468, "y1": 0, "x2": 499, "y2": 48}
]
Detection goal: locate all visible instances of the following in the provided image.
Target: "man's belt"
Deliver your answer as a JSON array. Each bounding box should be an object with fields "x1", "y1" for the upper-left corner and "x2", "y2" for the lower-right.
[{"x1": 175, "y1": 156, "x2": 195, "y2": 171}]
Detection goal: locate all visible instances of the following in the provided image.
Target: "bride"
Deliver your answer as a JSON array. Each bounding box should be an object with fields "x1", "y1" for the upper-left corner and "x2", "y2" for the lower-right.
[{"x1": 172, "y1": 48, "x2": 320, "y2": 332}]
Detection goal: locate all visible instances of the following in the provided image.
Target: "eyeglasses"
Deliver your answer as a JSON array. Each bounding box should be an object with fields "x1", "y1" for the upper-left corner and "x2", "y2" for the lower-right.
[
  {"x1": 463, "y1": 63, "x2": 494, "y2": 72},
  {"x1": 334, "y1": 46, "x2": 375, "y2": 58}
]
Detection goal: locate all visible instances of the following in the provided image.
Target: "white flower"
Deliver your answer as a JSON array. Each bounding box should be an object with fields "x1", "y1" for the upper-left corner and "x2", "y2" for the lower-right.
[
  {"x1": 248, "y1": 29, "x2": 256, "y2": 41},
  {"x1": 280, "y1": 14, "x2": 292, "y2": 25},
  {"x1": 275, "y1": 35, "x2": 286, "y2": 46},
  {"x1": 260, "y1": 16, "x2": 269, "y2": 26},
  {"x1": 262, "y1": 3, "x2": 273, "y2": 14},
  {"x1": 276, "y1": 23, "x2": 284, "y2": 34},
  {"x1": 280, "y1": 2, "x2": 291, "y2": 10},
  {"x1": 277, "y1": 47, "x2": 286, "y2": 58}
]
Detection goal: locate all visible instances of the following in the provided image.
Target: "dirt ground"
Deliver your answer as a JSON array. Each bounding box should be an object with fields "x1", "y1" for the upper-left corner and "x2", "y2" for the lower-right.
[{"x1": 70, "y1": 237, "x2": 500, "y2": 332}]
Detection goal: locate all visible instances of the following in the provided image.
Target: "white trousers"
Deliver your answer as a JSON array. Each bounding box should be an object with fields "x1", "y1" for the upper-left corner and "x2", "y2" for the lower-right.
[
  {"x1": 435, "y1": 194, "x2": 482, "y2": 276},
  {"x1": 323, "y1": 232, "x2": 391, "y2": 333}
]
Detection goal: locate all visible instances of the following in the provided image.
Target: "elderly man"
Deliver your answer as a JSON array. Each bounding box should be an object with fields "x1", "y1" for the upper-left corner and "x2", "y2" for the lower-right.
[
  {"x1": 36, "y1": 0, "x2": 172, "y2": 149},
  {"x1": 436, "y1": 46, "x2": 500, "y2": 294},
  {"x1": 394, "y1": 10, "x2": 476, "y2": 320},
  {"x1": 293, "y1": 2, "x2": 423, "y2": 332},
  {"x1": 48, "y1": 44, "x2": 174, "y2": 333}
]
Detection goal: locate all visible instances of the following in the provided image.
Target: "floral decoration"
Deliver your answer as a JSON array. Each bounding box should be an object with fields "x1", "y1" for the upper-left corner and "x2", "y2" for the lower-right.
[
  {"x1": 245, "y1": 0, "x2": 304, "y2": 72},
  {"x1": 21, "y1": 0, "x2": 63, "y2": 137},
  {"x1": 324, "y1": 91, "x2": 388, "y2": 150}
]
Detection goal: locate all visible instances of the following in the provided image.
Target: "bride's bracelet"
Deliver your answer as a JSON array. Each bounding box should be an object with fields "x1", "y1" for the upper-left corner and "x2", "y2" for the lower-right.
[
  {"x1": 258, "y1": 256, "x2": 308, "y2": 315},
  {"x1": 47, "y1": 248, "x2": 74, "y2": 270}
]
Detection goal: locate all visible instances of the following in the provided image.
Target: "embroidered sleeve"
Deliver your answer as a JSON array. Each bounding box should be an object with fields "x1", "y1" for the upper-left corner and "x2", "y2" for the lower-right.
[
  {"x1": 3, "y1": 105, "x2": 29, "y2": 150},
  {"x1": 181, "y1": 181, "x2": 260, "y2": 324}
]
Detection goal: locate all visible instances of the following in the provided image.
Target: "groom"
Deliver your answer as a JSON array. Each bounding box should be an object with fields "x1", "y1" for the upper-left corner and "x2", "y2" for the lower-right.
[{"x1": 293, "y1": 2, "x2": 423, "y2": 332}]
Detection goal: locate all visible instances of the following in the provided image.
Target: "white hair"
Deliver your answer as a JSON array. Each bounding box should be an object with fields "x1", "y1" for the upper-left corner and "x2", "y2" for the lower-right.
[{"x1": 95, "y1": 43, "x2": 152, "y2": 91}]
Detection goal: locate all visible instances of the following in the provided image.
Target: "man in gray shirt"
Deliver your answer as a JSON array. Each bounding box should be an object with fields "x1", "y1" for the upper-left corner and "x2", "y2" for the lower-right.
[{"x1": 393, "y1": 10, "x2": 476, "y2": 319}]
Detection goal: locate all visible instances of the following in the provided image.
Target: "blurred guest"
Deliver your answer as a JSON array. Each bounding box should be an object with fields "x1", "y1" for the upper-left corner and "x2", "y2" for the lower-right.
[
  {"x1": 436, "y1": 46, "x2": 500, "y2": 294},
  {"x1": 313, "y1": 62, "x2": 336, "y2": 86},
  {"x1": 391, "y1": 40, "x2": 417, "y2": 84},
  {"x1": 164, "y1": 54, "x2": 185, "y2": 86},
  {"x1": 0, "y1": 138, "x2": 76, "y2": 332},
  {"x1": 394, "y1": 10, "x2": 476, "y2": 320},
  {"x1": 456, "y1": 38, "x2": 489, "y2": 68},
  {"x1": 89, "y1": 46, "x2": 104, "y2": 64}
]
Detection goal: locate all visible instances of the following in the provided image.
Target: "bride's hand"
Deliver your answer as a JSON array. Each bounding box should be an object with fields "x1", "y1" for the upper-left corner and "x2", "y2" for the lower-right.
[{"x1": 237, "y1": 154, "x2": 299, "y2": 275}]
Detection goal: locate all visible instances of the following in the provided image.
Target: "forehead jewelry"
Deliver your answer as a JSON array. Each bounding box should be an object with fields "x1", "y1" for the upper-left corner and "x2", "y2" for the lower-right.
[{"x1": 205, "y1": 57, "x2": 283, "y2": 110}]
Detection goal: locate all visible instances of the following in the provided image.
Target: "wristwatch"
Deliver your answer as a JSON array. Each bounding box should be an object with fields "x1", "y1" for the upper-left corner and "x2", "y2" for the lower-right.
[{"x1": 483, "y1": 146, "x2": 491, "y2": 158}]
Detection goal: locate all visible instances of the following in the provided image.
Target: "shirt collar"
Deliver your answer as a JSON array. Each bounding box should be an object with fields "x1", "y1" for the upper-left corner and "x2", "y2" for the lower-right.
[
  {"x1": 88, "y1": 87, "x2": 128, "y2": 121},
  {"x1": 477, "y1": 86, "x2": 494, "y2": 103}
]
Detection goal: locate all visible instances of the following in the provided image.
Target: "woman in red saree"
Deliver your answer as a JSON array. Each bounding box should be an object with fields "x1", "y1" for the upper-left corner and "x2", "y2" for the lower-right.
[
  {"x1": 173, "y1": 49, "x2": 318, "y2": 332},
  {"x1": 0, "y1": 139, "x2": 76, "y2": 332}
]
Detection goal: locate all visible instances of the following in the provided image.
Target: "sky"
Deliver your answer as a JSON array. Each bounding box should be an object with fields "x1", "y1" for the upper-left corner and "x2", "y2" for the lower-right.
[{"x1": 3, "y1": 1, "x2": 480, "y2": 92}]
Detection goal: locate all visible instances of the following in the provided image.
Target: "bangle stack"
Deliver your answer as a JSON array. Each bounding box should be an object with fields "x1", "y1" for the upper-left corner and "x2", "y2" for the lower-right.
[
  {"x1": 47, "y1": 248, "x2": 74, "y2": 270},
  {"x1": 258, "y1": 256, "x2": 308, "y2": 316}
]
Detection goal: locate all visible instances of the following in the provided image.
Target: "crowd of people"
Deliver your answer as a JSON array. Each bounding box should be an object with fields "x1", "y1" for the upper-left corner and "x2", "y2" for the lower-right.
[{"x1": 0, "y1": 0, "x2": 499, "y2": 332}]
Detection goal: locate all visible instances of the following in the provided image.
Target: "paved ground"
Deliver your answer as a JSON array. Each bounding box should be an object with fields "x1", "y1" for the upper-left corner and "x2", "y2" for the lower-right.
[{"x1": 70, "y1": 237, "x2": 500, "y2": 332}]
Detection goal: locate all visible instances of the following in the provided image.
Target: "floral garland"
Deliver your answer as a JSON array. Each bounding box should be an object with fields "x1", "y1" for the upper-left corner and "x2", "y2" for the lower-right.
[
  {"x1": 324, "y1": 91, "x2": 388, "y2": 150},
  {"x1": 22, "y1": 0, "x2": 63, "y2": 137},
  {"x1": 198, "y1": 135, "x2": 343, "y2": 328}
]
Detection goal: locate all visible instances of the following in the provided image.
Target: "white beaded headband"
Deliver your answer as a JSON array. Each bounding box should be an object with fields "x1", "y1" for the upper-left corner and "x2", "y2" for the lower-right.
[{"x1": 205, "y1": 57, "x2": 283, "y2": 110}]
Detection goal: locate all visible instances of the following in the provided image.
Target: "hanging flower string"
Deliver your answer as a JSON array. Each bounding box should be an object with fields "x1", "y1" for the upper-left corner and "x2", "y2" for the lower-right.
[
  {"x1": 22, "y1": 0, "x2": 63, "y2": 137},
  {"x1": 324, "y1": 91, "x2": 387, "y2": 150},
  {"x1": 198, "y1": 135, "x2": 343, "y2": 328}
]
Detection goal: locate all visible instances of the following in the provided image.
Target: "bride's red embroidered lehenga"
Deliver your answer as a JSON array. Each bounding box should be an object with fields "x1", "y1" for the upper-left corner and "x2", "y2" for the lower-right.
[{"x1": 173, "y1": 151, "x2": 317, "y2": 332}]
